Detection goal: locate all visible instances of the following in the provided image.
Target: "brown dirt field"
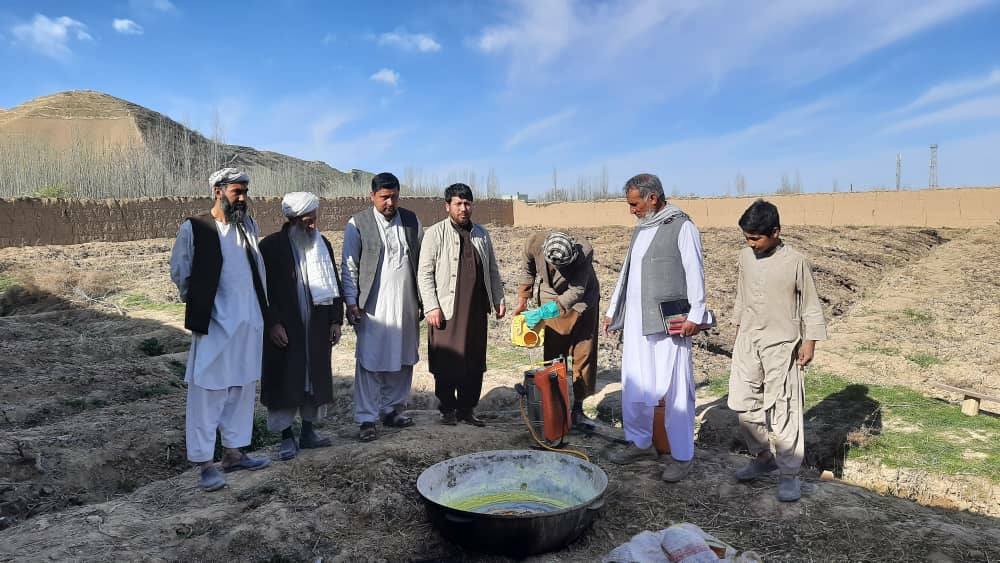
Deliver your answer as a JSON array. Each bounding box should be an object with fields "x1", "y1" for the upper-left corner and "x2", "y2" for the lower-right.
[
  {"x1": 2, "y1": 224, "x2": 998, "y2": 562},
  {"x1": 814, "y1": 225, "x2": 1000, "y2": 399}
]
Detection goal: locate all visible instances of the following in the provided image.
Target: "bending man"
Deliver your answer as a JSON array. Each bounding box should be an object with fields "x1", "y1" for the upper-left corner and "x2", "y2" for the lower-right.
[{"x1": 513, "y1": 231, "x2": 600, "y2": 429}]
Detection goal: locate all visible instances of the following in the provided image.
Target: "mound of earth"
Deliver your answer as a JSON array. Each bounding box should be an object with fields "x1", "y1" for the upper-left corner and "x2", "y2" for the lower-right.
[{"x1": 0, "y1": 90, "x2": 372, "y2": 195}]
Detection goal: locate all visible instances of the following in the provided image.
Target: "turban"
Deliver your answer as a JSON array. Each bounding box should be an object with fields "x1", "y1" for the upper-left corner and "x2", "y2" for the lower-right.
[
  {"x1": 543, "y1": 231, "x2": 578, "y2": 267},
  {"x1": 281, "y1": 191, "x2": 320, "y2": 218},
  {"x1": 208, "y1": 167, "x2": 249, "y2": 191}
]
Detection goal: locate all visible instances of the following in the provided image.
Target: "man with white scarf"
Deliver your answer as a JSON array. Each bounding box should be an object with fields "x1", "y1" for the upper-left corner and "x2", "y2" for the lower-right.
[
  {"x1": 169, "y1": 167, "x2": 272, "y2": 492},
  {"x1": 260, "y1": 192, "x2": 345, "y2": 461},
  {"x1": 604, "y1": 173, "x2": 711, "y2": 483},
  {"x1": 341, "y1": 173, "x2": 423, "y2": 443}
]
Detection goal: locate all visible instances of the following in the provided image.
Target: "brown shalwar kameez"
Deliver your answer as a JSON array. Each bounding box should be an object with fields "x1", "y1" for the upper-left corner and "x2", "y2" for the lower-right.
[
  {"x1": 516, "y1": 233, "x2": 600, "y2": 401},
  {"x1": 429, "y1": 221, "x2": 489, "y2": 413},
  {"x1": 727, "y1": 243, "x2": 827, "y2": 476}
]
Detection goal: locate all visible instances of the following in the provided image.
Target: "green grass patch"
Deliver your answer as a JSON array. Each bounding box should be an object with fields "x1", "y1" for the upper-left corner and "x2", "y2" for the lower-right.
[
  {"x1": 0, "y1": 274, "x2": 18, "y2": 293},
  {"x1": 902, "y1": 308, "x2": 933, "y2": 323},
  {"x1": 487, "y1": 341, "x2": 538, "y2": 374},
  {"x1": 905, "y1": 352, "x2": 944, "y2": 368},
  {"x1": 807, "y1": 371, "x2": 999, "y2": 481},
  {"x1": 856, "y1": 343, "x2": 901, "y2": 356},
  {"x1": 703, "y1": 374, "x2": 730, "y2": 397},
  {"x1": 118, "y1": 292, "x2": 185, "y2": 314}
]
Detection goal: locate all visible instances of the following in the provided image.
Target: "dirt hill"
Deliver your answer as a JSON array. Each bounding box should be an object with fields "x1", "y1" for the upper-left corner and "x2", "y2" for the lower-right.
[{"x1": 0, "y1": 90, "x2": 372, "y2": 196}]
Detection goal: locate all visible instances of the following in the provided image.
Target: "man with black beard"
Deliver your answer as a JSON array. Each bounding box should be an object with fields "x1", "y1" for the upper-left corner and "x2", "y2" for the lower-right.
[
  {"x1": 259, "y1": 192, "x2": 344, "y2": 461},
  {"x1": 169, "y1": 167, "x2": 272, "y2": 492}
]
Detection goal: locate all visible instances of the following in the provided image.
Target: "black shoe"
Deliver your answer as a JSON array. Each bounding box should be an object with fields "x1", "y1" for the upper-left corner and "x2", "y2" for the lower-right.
[
  {"x1": 457, "y1": 410, "x2": 486, "y2": 427},
  {"x1": 572, "y1": 409, "x2": 597, "y2": 432},
  {"x1": 440, "y1": 411, "x2": 458, "y2": 425},
  {"x1": 299, "y1": 429, "x2": 332, "y2": 449},
  {"x1": 359, "y1": 422, "x2": 377, "y2": 442}
]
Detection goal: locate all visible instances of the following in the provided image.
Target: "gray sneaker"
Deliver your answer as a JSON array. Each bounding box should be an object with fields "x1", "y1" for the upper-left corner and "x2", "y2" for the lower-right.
[
  {"x1": 777, "y1": 475, "x2": 801, "y2": 502},
  {"x1": 735, "y1": 456, "x2": 779, "y2": 482},
  {"x1": 278, "y1": 437, "x2": 298, "y2": 461},
  {"x1": 661, "y1": 459, "x2": 693, "y2": 483},
  {"x1": 199, "y1": 465, "x2": 226, "y2": 492},
  {"x1": 606, "y1": 444, "x2": 659, "y2": 465}
]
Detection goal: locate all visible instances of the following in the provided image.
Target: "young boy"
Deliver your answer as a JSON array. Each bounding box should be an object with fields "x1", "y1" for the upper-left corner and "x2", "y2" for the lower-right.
[{"x1": 728, "y1": 199, "x2": 827, "y2": 502}]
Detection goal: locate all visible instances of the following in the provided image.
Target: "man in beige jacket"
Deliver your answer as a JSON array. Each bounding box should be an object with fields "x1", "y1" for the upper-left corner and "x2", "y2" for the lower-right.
[{"x1": 418, "y1": 183, "x2": 505, "y2": 426}]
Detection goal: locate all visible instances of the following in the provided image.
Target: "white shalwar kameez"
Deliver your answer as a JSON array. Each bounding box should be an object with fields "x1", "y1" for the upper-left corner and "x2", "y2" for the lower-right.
[
  {"x1": 606, "y1": 221, "x2": 708, "y2": 462},
  {"x1": 170, "y1": 218, "x2": 265, "y2": 463},
  {"x1": 341, "y1": 208, "x2": 421, "y2": 424}
]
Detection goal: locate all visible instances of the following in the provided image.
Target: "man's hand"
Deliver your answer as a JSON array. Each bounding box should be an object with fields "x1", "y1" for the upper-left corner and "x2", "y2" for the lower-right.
[
  {"x1": 496, "y1": 303, "x2": 507, "y2": 320},
  {"x1": 346, "y1": 304, "x2": 364, "y2": 325},
  {"x1": 512, "y1": 297, "x2": 528, "y2": 317},
  {"x1": 426, "y1": 308, "x2": 444, "y2": 329},
  {"x1": 797, "y1": 340, "x2": 816, "y2": 367},
  {"x1": 329, "y1": 324, "x2": 342, "y2": 346},
  {"x1": 269, "y1": 323, "x2": 288, "y2": 348},
  {"x1": 668, "y1": 318, "x2": 701, "y2": 337},
  {"x1": 603, "y1": 316, "x2": 615, "y2": 336}
]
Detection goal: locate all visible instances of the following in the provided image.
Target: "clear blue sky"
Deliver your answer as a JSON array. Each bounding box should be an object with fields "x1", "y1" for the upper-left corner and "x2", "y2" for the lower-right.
[{"x1": 2, "y1": 0, "x2": 1000, "y2": 196}]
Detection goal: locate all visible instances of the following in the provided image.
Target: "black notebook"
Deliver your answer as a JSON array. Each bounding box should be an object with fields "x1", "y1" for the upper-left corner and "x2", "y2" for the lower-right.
[{"x1": 659, "y1": 299, "x2": 691, "y2": 333}]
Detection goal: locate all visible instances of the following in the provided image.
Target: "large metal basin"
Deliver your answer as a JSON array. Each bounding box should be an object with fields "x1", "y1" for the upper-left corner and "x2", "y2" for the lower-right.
[{"x1": 416, "y1": 450, "x2": 608, "y2": 556}]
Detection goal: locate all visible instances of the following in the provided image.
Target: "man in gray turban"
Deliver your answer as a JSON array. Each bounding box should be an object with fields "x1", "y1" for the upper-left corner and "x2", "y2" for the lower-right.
[
  {"x1": 169, "y1": 167, "x2": 271, "y2": 492},
  {"x1": 513, "y1": 231, "x2": 600, "y2": 429},
  {"x1": 259, "y1": 192, "x2": 344, "y2": 460}
]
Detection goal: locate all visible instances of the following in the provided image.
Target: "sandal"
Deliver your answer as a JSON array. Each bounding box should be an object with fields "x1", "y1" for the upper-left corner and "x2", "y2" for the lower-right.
[
  {"x1": 359, "y1": 422, "x2": 377, "y2": 442},
  {"x1": 382, "y1": 412, "x2": 414, "y2": 428}
]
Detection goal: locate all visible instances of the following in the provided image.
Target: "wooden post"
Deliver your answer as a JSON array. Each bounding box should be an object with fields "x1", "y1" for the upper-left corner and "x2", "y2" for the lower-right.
[{"x1": 961, "y1": 397, "x2": 981, "y2": 417}]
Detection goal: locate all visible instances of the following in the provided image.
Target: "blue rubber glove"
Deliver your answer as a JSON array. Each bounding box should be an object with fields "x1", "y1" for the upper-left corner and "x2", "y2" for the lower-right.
[{"x1": 524, "y1": 301, "x2": 561, "y2": 328}]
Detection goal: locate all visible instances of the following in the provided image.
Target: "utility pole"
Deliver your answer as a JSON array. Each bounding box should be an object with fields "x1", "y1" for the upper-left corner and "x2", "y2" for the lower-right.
[
  {"x1": 896, "y1": 153, "x2": 902, "y2": 191},
  {"x1": 929, "y1": 144, "x2": 939, "y2": 188}
]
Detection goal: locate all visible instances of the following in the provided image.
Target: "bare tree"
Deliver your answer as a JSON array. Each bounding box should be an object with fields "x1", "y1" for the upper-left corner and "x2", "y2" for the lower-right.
[
  {"x1": 735, "y1": 172, "x2": 747, "y2": 196},
  {"x1": 486, "y1": 168, "x2": 499, "y2": 198}
]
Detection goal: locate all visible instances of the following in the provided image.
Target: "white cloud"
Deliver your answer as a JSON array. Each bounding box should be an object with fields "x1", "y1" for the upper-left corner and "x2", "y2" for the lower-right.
[
  {"x1": 896, "y1": 68, "x2": 1000, "y2": 113},
  {"x1": 310, "y1": 113, "x2": 353, "y2": 145},
  {"x1": 112, "y1": 18, "x2": 144, "y2": 35},
  {"x1": 11, "y1": 14, "x2": 92, "y2": 60},
  {"x1": 370, "y1": 68, "x2": 400, "y2": 87},
  {"x1": 505, "y1": 108, "x2": 577, "y2": 149},
  {"x1": 321, "y1": 32, "x2": 336, "y2": 45},
  {"x1": 472, "y1": 0, "x2": 989, "y2": 94},
  {"x1": 129, "y1": 0, "x2": 175, "y2": 13},
  {"x1": 377, "y1": 30, "x2": 441, "y2": 52},
  {"x1": 885, "y1": 95, "x2": 1000, "y2": 133}
]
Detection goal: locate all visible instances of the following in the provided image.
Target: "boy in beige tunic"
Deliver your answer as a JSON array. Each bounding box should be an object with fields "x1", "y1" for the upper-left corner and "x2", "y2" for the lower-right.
[{"x1": 728, "y1": 199, "x2": 827, "y2": 502}]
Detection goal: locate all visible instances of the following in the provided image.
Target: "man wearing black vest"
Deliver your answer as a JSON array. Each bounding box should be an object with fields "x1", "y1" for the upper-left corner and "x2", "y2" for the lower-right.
[
  {"x1": 169, "y1": 167, "x2": 272, "y2": 492},
  {"x1": 341, "y1": 173, "x2": 423, "y2": 443}
]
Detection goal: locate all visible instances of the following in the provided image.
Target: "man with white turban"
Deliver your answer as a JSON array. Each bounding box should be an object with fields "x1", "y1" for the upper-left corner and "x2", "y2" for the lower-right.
[
  {"x1": 259, "y1": 192, "x2": 344, "y2": 460},
  {"x1": 513, "y1": 231, "x2": 601, "y2": 429},
  {"x1": 169, "y1": 167, "x2": 272, "y2": 492},
  {"x1": 342, "y1": 172, "x2": 422, "y2": 442}
]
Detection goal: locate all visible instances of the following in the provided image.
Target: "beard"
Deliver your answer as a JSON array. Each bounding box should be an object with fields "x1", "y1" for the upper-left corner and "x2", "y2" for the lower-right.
[
  {"x1": 222, "y1": 198, "x2": 248, "y2": 224},
  {"x1": 289, "y1": 222, "x2": 317, "y2": 253}
]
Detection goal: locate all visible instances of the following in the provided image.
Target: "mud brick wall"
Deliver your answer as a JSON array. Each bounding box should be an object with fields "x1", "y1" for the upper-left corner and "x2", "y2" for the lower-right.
[
  {"x1": 0, "y1": 197, "x2": 515, "y2": 248},
  {"x1": 514, "y1": 187, "x2": 1000, "y2": 228}
]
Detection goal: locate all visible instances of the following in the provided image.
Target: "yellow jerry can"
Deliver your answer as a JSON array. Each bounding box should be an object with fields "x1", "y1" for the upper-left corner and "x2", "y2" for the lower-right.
[{"x1": 511, "y1": 314, "x2": 545, "y2": 348}]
